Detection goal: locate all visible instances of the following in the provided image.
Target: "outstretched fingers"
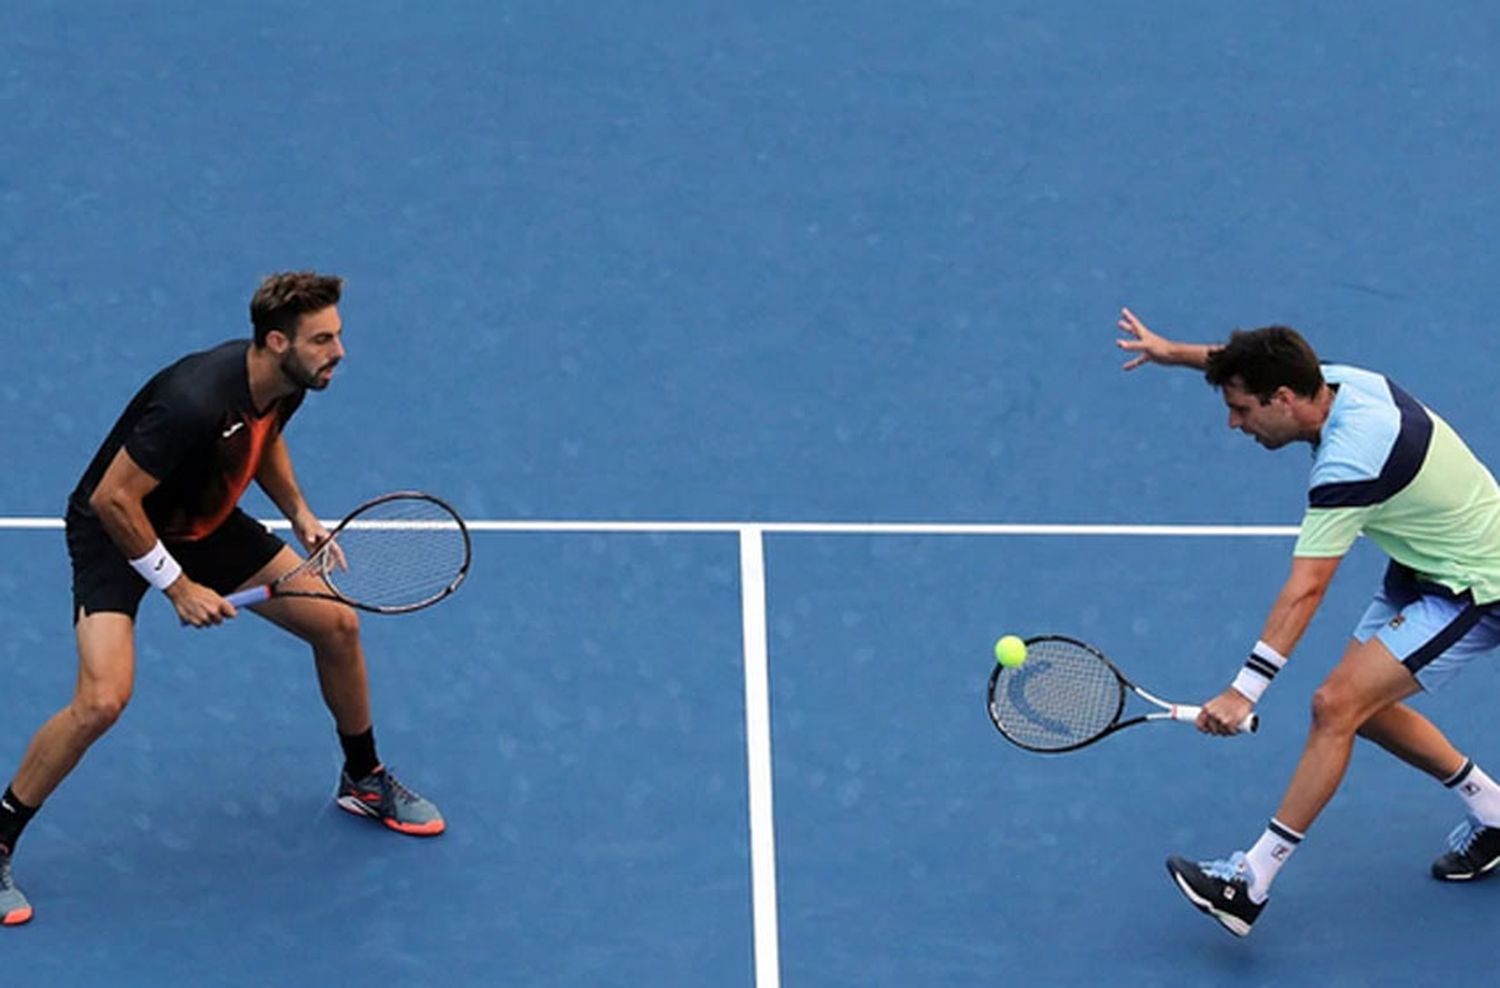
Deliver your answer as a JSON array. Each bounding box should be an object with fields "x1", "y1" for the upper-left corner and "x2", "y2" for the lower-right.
[{"x1": 1116, "y1": 306, "x2": 1159, "y2": 370}]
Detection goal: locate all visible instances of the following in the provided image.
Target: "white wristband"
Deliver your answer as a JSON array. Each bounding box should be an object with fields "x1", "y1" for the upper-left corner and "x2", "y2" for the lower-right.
[
  {"x1": 129, "y1": 540, "x2": 183, "y2": 591},
  {"x1": 1231, "y1": 640, "x2": 1288, "y2": 704},
  {"x1": 1231, "y1": 668, "x2": 1270, "y2": 703}
]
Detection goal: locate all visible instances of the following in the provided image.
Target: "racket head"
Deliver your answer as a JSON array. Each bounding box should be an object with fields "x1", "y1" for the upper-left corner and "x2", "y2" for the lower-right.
[
  {"x1": 986, "y1": 635, "x2": 1128, "y2": 753},
  {"x1": 310, "y1": 490, "x2": 472, "y2": 613}
]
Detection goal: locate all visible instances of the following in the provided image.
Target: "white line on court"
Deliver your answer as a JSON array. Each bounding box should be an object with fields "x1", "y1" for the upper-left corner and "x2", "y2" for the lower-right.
[
  {"x1": 0, "y1": 517, "x2": 1301, "y2": 536},
  {"x1": 738, "y1": 527, "x2": 781, "y2": 988}
]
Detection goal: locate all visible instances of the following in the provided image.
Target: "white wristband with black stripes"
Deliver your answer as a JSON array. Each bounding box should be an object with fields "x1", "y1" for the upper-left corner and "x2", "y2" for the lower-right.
[
  {"x1": 129, "y1": 539, "x2": 183, "y2": 592},
  {"x1": 1230, "y1": 640, "x2": 1287, "y2": 703}
]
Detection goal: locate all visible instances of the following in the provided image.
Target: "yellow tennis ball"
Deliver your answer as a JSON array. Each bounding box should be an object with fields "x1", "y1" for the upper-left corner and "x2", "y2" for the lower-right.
[{"x1": 994, "y1": 635, "x2": 1028, "y2": 668}]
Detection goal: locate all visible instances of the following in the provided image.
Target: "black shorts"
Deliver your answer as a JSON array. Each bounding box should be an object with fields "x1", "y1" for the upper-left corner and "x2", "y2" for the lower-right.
[{"x1": 67, "y1": 507, "x2": 287, "y2": 622}]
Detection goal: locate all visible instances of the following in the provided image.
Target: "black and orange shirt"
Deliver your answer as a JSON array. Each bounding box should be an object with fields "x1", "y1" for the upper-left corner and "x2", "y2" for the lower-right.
[{"x1": 68, "y1": 340, "x2": 304, "y2": 542}]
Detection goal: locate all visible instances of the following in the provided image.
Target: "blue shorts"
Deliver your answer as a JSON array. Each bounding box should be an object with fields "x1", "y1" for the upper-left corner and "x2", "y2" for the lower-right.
[{"x1": 1354, "y1": 564, "x2": 1500, "y2": 691}]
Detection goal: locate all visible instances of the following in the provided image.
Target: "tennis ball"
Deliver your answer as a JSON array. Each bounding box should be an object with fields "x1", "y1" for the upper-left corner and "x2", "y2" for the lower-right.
[{"x1": 994, "y1": 635, "x2": 1028, "y2": 668}]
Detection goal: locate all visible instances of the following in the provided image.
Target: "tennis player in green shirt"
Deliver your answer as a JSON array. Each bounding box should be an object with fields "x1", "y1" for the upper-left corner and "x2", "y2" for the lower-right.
[{"x1": 1118, "y1": 308, "x2": 1500, "y2": 938}]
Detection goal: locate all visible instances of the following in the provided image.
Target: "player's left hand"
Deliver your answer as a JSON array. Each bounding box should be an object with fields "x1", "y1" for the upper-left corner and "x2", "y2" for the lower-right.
[
  {"x1": 292, "y1": 513, "x2": 346, "y2": 571},
  {"x1": 1197, "y1": 686, "x2": 1256, "y2": 736},
  {"x1": 1116, "y1": 307, "x2": 1175, "y2": 370}
]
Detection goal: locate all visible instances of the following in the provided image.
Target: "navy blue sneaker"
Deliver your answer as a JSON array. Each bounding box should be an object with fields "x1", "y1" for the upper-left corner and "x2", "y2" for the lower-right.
[
  {"x1": 1166, "y1": 851, "x2": 1264, "y2": 937},
  {"x1": 1432, "y1": 816, "x2": 1500, "y2": 881}
]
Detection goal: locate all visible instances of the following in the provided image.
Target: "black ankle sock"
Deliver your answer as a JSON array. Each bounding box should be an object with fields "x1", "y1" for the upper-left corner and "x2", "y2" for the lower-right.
[
  {"x1": 0, "y1": 785, "x2": 38, "y2": 854},
  {"x1": 338, "y1": 727, "x2": 380, "y2": 781}
]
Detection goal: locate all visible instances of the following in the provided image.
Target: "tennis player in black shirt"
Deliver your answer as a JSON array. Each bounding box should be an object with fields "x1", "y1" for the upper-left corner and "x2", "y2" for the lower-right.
[{"x1": 0, "y1": 272, "x2": 443, "y2": 927}]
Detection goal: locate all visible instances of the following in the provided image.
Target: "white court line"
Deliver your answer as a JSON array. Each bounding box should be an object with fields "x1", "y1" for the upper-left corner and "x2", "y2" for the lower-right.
[
  {"x1": 738, "y1": 527, "x2": 781, "y2": 988},
  {"x1": 466, "y1": 521, "x2": 1302, "y2": 537},
  {"x1": 0, "y1": 517, "x2": 1301, "y2": 537}
]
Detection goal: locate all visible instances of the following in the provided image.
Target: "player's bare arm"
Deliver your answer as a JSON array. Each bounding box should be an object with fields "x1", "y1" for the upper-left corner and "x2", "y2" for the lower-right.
[
  {"x1": 89, "y1": 448, "x2": 236, "y2": 627},
  {"x1": 1257, "y1": 555, "x2": 1343, "y2": 655},
  {"x1": 254, "y1": 434, "x2": 331, "y2": 554},
  {"x1": 1198, "y1": 554, "x2": 1343, "y2": 735},
  {"x1": 1116, "y1": 307, "x2": 1219, "y2": 371}
]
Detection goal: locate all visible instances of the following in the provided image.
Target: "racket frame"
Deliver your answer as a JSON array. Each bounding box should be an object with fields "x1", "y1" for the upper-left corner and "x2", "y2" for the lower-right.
[
  {"x1": 224, "y1": 490, "x2": 471, "y2": 614},
  {"x1": 986, "y1": 634, "x2": 1258, "y2": 753}
]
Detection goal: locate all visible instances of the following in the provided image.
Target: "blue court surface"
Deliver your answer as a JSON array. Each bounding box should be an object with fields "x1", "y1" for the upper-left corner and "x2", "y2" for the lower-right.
[{"x1": 5, "y1": 2, "x2": 1500, "y2": 985}]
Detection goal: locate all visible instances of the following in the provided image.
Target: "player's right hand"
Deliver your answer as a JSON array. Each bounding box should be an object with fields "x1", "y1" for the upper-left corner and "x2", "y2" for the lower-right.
[
  {"x1": 1197, "y1": 686, "x2": 1256, "y2": 736},
  {"x1": 164, "y1": 576, "x2": 238, "y2": 627}
]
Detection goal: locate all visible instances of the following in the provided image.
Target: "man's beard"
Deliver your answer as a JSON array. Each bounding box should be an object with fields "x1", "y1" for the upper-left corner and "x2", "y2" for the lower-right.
[{"x1": 280, "y1": 352, "x2": 334, "y2": 391}]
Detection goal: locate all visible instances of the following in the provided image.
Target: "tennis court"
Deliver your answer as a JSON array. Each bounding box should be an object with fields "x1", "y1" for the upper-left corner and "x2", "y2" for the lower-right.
[{"x1": 5, "y1": 2, "x2": 1500, "y2": 984}]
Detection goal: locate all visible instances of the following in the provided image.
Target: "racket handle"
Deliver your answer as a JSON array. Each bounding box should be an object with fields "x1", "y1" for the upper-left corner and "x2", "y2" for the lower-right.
[
  {"x1": 224, "y1": 585, "x2": 273, "y2": 608},
  {"x1": 1169, "y1": 705, "x2": 1259, "y2": 734}
]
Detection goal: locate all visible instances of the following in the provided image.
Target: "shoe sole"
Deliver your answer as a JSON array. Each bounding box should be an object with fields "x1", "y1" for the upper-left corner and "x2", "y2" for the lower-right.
[
  {"x1": 336, "y1": 795, "x2": 446, "y2": 836},
  {"x1": 1433, "y1": 856, "x2": 1500, "y2": 881},
  {"x1": 2, "y1": 906, "x2": 33, "y2": 926},
  {"x1": 1167, "y1": 863, "x2": 1252, "y2": 938}
]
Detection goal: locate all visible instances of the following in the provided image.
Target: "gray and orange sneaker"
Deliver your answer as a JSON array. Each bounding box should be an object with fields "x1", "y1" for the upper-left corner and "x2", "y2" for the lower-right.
[
  {"x1": 1, "y1": 847, "x2": 33, "y2": 926},
  {"x1": 335, "y1": 767, "x2": 445, "y2": 836}
]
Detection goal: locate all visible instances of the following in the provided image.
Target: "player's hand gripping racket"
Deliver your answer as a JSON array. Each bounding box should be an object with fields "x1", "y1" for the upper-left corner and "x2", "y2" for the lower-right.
[
  {"x1": 987, "y1": 635, "x2": 1258, "y2": 753},
  {"x1": 225, "y1": 491, "x2": 471, "y2": 614}
]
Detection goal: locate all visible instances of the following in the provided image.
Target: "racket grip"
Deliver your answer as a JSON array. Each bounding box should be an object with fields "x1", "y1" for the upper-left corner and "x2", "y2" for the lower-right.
[
  {"x1": 1170, "y1": 705, "x2": 1260, "y2": 734},
  {"x1": 224, "y1": 585, "x2": 272, "y2": 608}
]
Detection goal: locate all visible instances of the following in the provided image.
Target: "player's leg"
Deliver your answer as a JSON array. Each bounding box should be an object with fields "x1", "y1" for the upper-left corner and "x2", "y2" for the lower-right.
[
  {"x1": 4, "y1": 516, "x2": 148, "y2": 928},
  {"x1": 1349, "y1": 592, "x2": 1500, "y2": 879},
  {"x1": 1356, "y1": 701, "x2": 1464, "y2": 778},
  {"x1": 1, "y1": 609, "x2": 137, "y2": 927},
  {"x1": 12, "y1": 611, "x2": 137, "y2": 806},
  {"x1": 179, "y1": 513, "x2": 376, "y2": 772},
  {"x1": 234, "y1": 545, "x2": 444, "y2": 836},
  {"x1": 1275, "y1": 635, "x2": 1423, "y2": 830},
  {"x1": 1167, "y1": 634, "x2": 1419, "y2": 938},
  {"x1": 242, "y1": 545, "x2": 374, "y2": 735},
  {"x1": 174, "y1": 512, "x2": 376, "y2": 740},
  {"x1": 1347, "y1": 584, "x2": 1470, "y2": 781}
]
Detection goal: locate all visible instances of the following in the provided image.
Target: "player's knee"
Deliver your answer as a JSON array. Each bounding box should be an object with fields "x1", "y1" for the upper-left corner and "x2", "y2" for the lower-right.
[
  {"x1": 314, "y1": 605, "x2": 361, "y2": 649},
  {"x1": 71, "y1": 687, "x2": 131, "y2": 737},
  {"x1": 1309, "y1": 681, "x2": 1358, "y2": 733}
]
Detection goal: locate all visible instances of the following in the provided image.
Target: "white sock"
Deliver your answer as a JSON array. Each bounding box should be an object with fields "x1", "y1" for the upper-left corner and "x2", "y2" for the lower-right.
[
  {"x1": 1243, "y1": 818, "x2": 1304, "y2": 903},
  {"x1": 1443, "y1": 759, "x2": 1500, "y2": 827}
]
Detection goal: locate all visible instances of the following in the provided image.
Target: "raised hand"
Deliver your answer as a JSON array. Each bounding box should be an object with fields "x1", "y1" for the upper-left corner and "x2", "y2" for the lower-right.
[
  {"x1": 1116, "y1": 307, "x2": 1213, "y2": 371},
  {"x1": 1117, "y1": 307, "x2": 1172, "y2": 370}
]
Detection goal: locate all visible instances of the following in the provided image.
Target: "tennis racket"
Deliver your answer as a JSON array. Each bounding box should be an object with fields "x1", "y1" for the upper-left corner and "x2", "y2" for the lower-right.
[
  {"x1": 986, "y1": 635, "x2": 1258, "y2": 753},
  {"x1": 225, "y1": 491, "x2": 471, "y2": 614}
]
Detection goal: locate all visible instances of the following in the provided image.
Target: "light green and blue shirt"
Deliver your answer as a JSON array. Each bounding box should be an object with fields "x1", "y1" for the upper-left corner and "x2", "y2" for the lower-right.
[{"x1": 1294, "y1": 365, "x2": 1500, "y2": 604}]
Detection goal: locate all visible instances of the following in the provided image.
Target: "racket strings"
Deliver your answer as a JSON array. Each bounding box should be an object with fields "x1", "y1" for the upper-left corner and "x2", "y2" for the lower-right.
[
  {"x1": 323, "y1": 498, "x2": 469, "y2": 610},
  {"x1": 989, "y1": 639, "x2": 1122, "y2": 749}
]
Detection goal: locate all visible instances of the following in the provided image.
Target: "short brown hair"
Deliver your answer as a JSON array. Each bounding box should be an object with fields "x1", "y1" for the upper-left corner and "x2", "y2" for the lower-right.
[
  {"x1": 250, "y1": 271, "x2": 344, "y2": 346},
  {"x1": 1204, "y1": 326, "x2": 1324, "y2": 401}
]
